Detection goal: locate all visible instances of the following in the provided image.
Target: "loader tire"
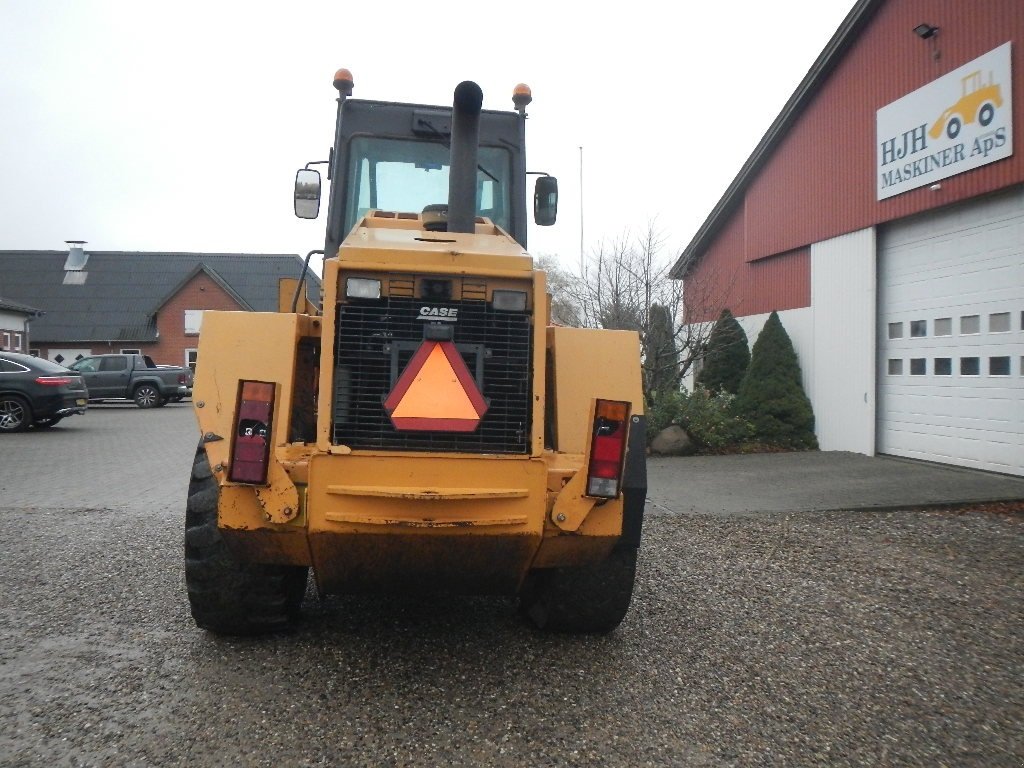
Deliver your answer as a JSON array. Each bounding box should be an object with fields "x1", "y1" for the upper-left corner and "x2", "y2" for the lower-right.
[
  {"x1": 520, "y1": 546, "x2": 638, "y2": 634},
  {"x1": 184, "y1": 445, "x2": 308, "y2": 635}
]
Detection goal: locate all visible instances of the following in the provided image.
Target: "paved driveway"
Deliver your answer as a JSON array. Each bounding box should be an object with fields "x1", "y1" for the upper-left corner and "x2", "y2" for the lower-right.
[
  {"x1": 0, "y1": 403, "x2": 197, "y2": 514},
  {"x1": 648, "y1": 451, "x2": 1024, "y2": 517}
]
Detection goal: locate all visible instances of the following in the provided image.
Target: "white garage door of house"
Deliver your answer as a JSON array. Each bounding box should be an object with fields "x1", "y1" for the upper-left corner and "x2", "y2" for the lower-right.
[
  {"x1": 878, "y1": 186, "x2": 1024, "y2": 477},
  {"x1": 48, "y1": 348, "x2": 92, "y2": 366}
]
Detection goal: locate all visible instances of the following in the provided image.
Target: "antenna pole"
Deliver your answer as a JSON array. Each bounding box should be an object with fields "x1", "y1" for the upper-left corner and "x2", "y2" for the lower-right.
[{"x1": 579, "y1": 146, "x2": 584, "y2": 263}]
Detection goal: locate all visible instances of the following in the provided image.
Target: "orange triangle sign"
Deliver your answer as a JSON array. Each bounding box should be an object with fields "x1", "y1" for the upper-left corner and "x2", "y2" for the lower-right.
[{"x1": 384, "y1": 341, "x2": 488, "y2": 431}]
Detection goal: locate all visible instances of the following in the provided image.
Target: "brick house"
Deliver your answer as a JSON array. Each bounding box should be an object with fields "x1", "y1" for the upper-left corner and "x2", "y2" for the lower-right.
[
  {"x1": 0, "y1": 297, "x2": 42, "y2": 353},
  {"x1": 0, "y1": 249, "x2": 321, "y2": 370}
]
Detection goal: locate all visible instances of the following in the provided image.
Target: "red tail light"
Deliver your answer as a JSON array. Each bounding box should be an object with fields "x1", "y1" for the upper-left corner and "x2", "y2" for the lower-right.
[
  {"x1": 35, "y1": 376, "x2": 74, "y2": 386},
  {"x1": 585, "y1": 399, "x2": 631, "y2": 498},
  {"x1": 177, "y1": 373, "x2": 187, "y2": 385},
  {"x1": 229, "y1": 380, "x2": 275, "y2": 484}
]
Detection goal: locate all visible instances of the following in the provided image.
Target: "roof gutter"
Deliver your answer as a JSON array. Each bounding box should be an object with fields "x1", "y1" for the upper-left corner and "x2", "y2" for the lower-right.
[{"x1": 670, "y1": 0, "x2": 884, "y2": 279}]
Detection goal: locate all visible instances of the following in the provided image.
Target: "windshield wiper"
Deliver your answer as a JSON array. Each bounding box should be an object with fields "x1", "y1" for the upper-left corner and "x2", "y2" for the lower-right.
[{"x1": 415, "y1": 117, "x2": 499, "y2": 183}]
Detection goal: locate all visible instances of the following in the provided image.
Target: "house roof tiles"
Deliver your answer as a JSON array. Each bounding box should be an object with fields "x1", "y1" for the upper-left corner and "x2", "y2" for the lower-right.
[
  {"x1": 0, "y1": 297, "x2": 43, "y2": 315},
  {"x1": 0, "y1": 251, "x2": 321, "y2": 343}
]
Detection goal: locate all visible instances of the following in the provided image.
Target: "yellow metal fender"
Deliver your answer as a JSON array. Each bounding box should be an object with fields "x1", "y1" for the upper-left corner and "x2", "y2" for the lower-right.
[
  {"x1": 545, "y1": 328, "x2": 644, "y2": 533},
  {"x1": 193, "y1": 310, "x2": 319, "y2": 528}
]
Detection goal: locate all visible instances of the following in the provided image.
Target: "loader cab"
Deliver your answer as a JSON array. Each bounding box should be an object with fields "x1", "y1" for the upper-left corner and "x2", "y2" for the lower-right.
[
  {"x1": 296, "y1": 74, "x2": 558, "y2": 256},
  {"x1": 323, "y1": 99, "x2": 529, "y2": 256}
]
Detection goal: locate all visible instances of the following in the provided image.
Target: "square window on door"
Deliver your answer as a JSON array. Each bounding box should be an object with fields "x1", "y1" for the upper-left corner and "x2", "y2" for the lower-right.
[
  {"x1": 888, "y1": 359, "x2": 903, "y2": 375},
  {"x1": 910, "y1": 320, "x2": 927, "y2": 337},
  {"x1": 960, "y1": 315, "x2": 980, "y2": 334},
  {"x1": 989, "y1": 312, "x2": 1010, "y2": 333},
  {"x1": 960, "y1": 357, "x2": 980, "y2": 376},
  {"x1": 934, "y1": 358, "x2": 952, "y2": 376},
  {"x1": 934, "y1": 318, "x2": 952, "y2": 336},
  {"x1": 910, "y1": 358, "x2": 926, "y2": 375},
  {"x1": 989, "y1": 356, "x2": 1010, "y2": 376},
  {"x1": 887, "y1": 322, "x2": 903, "y2": 339}
]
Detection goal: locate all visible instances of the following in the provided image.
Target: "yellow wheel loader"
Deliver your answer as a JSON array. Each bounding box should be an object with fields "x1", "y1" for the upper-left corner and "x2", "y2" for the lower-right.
[{"x1": 185, "y1": 72, "x2": 647, "y2": 634}]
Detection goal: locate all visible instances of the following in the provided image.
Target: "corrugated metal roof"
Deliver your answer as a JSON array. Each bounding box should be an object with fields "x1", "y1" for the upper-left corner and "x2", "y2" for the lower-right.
[{"x1": 0, "y1": 251, "x2": 322, "y2": 343}]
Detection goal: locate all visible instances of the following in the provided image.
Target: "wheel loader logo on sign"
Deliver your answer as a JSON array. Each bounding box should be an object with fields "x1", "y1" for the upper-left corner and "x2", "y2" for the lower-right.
[
  {"x1": 384, "y1": 341, "x2": 487, "y2": 431},
  {"x1": 876, "y1": 42, "x2": 1012, "y2": 201},
  {"x1": 929, "y1": 70, "x2": 1003, "y2": 141}
]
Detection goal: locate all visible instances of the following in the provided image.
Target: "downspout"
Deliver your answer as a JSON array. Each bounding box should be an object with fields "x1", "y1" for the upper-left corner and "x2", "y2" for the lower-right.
[{"x1": 23, "y1": 310, "x2": 43, "y2": 353}]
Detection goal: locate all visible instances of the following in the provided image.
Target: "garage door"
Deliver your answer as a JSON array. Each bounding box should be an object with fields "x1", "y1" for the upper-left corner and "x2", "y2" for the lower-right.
[
  {"x1": 877, "y1": 186, "x2": 1023, "y2": 476},
  {"x1": 48, "y1": 348, "x2": 91, "y2": 366}
]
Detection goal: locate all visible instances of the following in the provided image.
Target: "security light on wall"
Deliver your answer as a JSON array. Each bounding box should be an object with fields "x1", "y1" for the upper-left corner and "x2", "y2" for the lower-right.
[{"x1": 913, "y1": 24, "x2": 941, "y2": 60}]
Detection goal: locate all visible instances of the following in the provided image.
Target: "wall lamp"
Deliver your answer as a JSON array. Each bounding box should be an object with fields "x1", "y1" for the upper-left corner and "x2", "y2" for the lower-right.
[{"x1": 913, "y1": 24, "x2": 941, "y2": 60}]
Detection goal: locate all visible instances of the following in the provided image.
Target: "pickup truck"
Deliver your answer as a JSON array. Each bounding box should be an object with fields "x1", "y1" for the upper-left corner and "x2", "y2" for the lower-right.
[{"x1": 67, "y1": 354, "x2": 192, "y2": 408}]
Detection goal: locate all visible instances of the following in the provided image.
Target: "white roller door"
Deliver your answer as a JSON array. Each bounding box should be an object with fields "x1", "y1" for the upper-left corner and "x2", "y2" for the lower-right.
[
  {"x1": 48, "y1": 348, "x2": 92, "y2": 366},
  {"x1": 877, "y1": 186, "x2": 1023, "y2": 476}
]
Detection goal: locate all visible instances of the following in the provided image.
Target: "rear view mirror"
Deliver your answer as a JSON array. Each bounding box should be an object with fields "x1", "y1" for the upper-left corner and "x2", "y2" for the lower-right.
[
  {"x1": 533, "y1": 175, "x2": 558, "y2": 226},
  {"x1": 294, "y1": 169, "x2": 321, "y2": 219}
]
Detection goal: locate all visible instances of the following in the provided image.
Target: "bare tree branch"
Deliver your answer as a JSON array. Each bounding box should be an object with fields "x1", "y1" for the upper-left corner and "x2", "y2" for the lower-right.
[{"x1": 539, "y1": 221, "x2": 739, "y2": 408}]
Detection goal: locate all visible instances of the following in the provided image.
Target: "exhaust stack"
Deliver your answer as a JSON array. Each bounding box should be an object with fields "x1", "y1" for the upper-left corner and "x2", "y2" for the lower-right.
[{"x1": 447, "y1": 81, "x2": 483, "y2": 234}]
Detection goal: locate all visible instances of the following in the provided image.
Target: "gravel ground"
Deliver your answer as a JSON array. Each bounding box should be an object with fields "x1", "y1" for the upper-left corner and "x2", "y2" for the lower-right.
[
  {"x1": 0, "y1": 409, "x2": 1021, "y2": 766},
  {"x1": 1, "y1": 503, "x2": 1021, "y2": 766}
]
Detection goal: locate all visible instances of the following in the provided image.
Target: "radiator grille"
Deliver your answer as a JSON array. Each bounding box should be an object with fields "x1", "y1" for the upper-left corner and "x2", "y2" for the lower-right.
[{"x1": 333, "y1": 295, "x2": 532, "y2": 453}]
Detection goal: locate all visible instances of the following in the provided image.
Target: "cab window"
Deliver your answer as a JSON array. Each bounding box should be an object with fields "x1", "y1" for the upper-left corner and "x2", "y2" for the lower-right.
[{"x1": 345, "y1": 137, "x2": 511, "y2": 235}]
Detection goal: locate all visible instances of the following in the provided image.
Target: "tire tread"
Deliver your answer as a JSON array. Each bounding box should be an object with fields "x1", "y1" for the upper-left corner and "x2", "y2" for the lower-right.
[
  {"x1": 521, "y1": 547, "x2": 638, "y2": 634},
  {"x1": 184, "y1": 444, "x2": 307, "y2": 635}
]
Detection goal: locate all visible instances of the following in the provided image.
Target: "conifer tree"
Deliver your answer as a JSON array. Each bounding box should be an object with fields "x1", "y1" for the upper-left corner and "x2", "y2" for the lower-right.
[
  {"x1": 696, "y1": 309, "x2": 749, "y2": 394},
  {"x1": 735, "y1": 311, "x2": 817, "y2": 448},
  {"x1": 644, "y1": 303, "x2": 680, "y2": 403}
]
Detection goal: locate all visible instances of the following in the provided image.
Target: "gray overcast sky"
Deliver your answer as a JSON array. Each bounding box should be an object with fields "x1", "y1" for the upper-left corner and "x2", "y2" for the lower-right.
[{"x1": 0, "y1": 1, "x2": 855, "y2": 272}]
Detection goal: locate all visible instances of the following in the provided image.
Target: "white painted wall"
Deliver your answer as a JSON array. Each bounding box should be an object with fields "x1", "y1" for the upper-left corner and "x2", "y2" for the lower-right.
[
  {"x1": 0, "y1": 309, "x2": 25, "y2": 329},
  {"x1": 733, "y1": 308, "x2": 815, "y2": 399},
  {"x1": 810, "y1": 228, "x2": 877, "y2": 454},
  {"x1": 0, "y1": 310, "x2": 29, "y2": 351},
  {"x1": 681, "y1": 309, "x2": 814, "y2": 403}
]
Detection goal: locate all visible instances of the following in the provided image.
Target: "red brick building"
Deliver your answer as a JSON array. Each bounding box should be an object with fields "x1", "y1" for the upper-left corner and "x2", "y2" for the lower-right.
[
  {"x1": 0, "y1": 249, "x2": 321, "y2": 371},
  {"x1": 0, "y1": 298, "x2": 41, "y2": 353},
  {"x1": 673, "y1": 0, "x2": 1022, "y2": 476}
]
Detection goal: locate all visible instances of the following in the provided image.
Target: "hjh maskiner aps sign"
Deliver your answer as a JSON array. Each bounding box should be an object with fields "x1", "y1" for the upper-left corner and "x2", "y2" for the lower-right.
[{"x1": 876, "y1": 42, "x2": 1013, "y2": 200}]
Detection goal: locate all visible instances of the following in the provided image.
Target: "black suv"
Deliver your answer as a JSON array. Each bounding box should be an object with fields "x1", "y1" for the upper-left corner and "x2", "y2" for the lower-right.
[{"x1": 0, "y1": 352, "x2": 89, "y2": 432}]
